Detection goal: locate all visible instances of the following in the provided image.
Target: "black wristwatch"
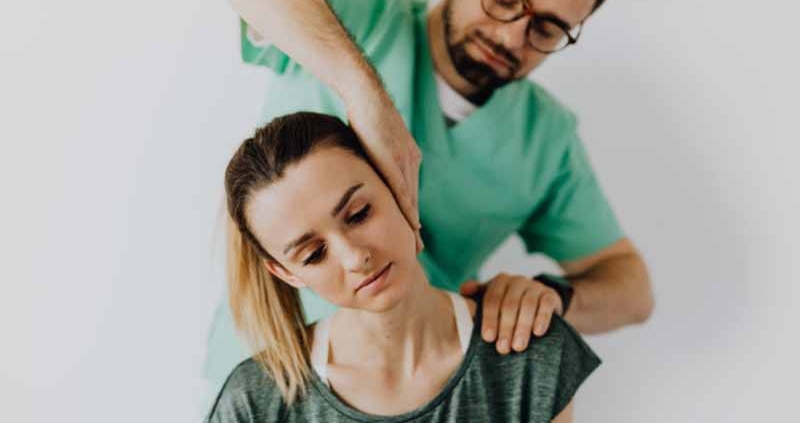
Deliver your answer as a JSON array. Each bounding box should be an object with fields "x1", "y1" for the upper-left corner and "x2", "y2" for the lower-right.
[{"x1": 533, "y1": 273, "x2": 574, "y2": 316}]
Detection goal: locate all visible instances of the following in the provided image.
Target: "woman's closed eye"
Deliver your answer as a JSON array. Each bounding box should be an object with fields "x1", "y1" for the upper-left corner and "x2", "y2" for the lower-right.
[
  {"x1": 301, "y1": 204, "x2": 372, "y2": 266},
  {"x1": 302, "y1": 244, "x2": 326, "y2": 266},
  {"x1": 346, "y1": 204, "x2": 372, "y2": 225}
]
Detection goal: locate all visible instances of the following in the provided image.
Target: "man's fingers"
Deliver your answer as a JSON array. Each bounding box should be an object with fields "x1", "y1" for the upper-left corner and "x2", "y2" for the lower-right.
[
  {"x1": 512, "y1": 291, "x2": 539, "y2": 352},
  {"x1": 495, "y1": 281, "x2": 528, "y2": 355},
  {"x1": 405, "y1": 144, "x2": 422, "y2": 227},
  {"x1": 414, "y1": 229, "x2": 424, "y2": 253},
  {"x1": 367, "y1": 137, "x2": 419, "y2": 231},
  {"x1": 532, "y1": 291, "x2": 560, "y2": 337},
  {"x1": 386, "y1": 164, "x2": 418, "y2": 229},
  {"x1": 395, "y1": 141, "x2": 422, "y2": 230},
  {"x1": 481, "y1": 275, "x2": 509, "y2": 343}
]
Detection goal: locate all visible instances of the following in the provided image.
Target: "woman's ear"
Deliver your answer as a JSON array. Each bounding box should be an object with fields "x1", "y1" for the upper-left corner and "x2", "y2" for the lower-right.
[{"x1": 263, "y1": 259, "x2": 307, "y2": 289}]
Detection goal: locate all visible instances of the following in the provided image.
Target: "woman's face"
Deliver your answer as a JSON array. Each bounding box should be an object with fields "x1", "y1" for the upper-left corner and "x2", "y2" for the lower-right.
[{"x1": 245, "y1": 146, "x2": 418, "y2": 312}]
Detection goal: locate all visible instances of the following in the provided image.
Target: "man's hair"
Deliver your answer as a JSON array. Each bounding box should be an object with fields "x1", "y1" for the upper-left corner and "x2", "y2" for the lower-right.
[{"x1": 593, "y1": 0, "x2": 607, "y2": 12}]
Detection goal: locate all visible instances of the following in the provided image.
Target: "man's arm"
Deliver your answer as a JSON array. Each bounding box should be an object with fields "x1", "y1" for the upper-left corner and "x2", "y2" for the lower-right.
[
  {"x1": 229, "y1": 0, "x2": 423, "y2": 250},
  {"x1": 561, "y1": 237, "x2": 654, "y2": 334},
  {"x1": 464, "y1": 237, "x2": 652, "y2": 353},
  {"x1": 231, "y1": 0, "x2": 369, "y2": 100}
]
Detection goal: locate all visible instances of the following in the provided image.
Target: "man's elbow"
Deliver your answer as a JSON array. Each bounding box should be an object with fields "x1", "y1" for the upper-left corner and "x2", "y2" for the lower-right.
[
  {"x1": 630, "y1": 272, "x2": 655, "y2": 324},
  {"x1": 631, "y1": 292, "x2": 655, "y2": 324}
]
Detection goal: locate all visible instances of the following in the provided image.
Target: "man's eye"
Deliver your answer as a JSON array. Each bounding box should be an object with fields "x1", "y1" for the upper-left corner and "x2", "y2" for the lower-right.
[
  {"x1": 346, "y1": 204, "x2": 372, "y2": 225},
  {"x1": 302, "y1": 245, "x2": 326, "y2": 266},
  {"x1": 496, "y1": 0, "x2": 519, "y2": 9},
  {"x1": 531, "y1": 20, "x2": 555, "y2": 38}
]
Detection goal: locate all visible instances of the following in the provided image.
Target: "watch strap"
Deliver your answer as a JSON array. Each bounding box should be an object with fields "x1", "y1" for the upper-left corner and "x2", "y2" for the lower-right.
[{"x1": 533, "y1": 273, "x2": 574, "y2": 316}]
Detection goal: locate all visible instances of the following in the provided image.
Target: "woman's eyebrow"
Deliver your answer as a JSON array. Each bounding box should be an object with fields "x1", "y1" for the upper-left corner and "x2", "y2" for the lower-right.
[
  {"x1": 330, "y1": 183, "x2": 364, "y2": 217},
  {"x1": 283, "y1": 232, "x2": 314, "y2": 256},
  {"x1": 282, "y1": 183, "x2": 364, "y2": 256}
]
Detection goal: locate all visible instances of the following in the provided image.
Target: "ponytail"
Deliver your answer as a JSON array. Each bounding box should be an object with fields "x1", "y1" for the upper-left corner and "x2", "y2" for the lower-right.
[
  {"x1": 227, "y1": 217, "x2": 310, "y2": 404},
  {"x1": 223, "y1": 112, "x2": 367, "y2": 404}
]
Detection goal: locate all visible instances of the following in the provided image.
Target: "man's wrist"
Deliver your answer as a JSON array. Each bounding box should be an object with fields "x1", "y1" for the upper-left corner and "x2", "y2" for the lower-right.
[
  {"x1": 533, "y1": 273, "x2": 574, "y2": 316},
  {"x1": 342, "y1": 79, "x2": 391, "y2": 112},
  {"x1": 335, "y1": 50, "x2": 386, "y2": 105}
]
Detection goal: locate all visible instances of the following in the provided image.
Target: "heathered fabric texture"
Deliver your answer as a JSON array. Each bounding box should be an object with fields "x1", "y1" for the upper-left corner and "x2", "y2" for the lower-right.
[{"x1": 205, "y1": 300, "x2": 600, "y2": 423}]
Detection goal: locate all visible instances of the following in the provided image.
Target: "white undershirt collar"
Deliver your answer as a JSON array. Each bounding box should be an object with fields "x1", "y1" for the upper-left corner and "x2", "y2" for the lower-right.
[
  {"x1": 434, "y1": 72, "x2": 477, "y2": 124},
  {"x1": 310, "y1": 292, "x2": 473, "y2": 387}
]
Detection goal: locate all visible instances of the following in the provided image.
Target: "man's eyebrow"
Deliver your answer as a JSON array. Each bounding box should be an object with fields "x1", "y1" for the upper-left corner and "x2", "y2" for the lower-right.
[
  {"x1": 535, "y1": 11, "x2": 573, "y2": 32},
  {"x1": 282, "y1": 183, "x2": 364, "y2": 256},
  {"x1": 331, "y1": 183, "x2": 364, "y2": 217}
]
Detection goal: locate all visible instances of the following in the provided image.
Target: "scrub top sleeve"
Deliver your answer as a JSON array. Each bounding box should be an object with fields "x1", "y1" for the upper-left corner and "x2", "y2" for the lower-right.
[
  {"x1": 517, "y1": 118, "x2": 624, "y2": 262},
  {"x1": 239, "y1": 0, "x2": 394, "y2": 73}
]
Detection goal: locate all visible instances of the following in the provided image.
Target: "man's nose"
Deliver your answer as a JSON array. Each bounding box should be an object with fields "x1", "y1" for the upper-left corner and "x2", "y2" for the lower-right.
[{"x1": 493, "y1": 17, "x2": 529, "y2": 50}]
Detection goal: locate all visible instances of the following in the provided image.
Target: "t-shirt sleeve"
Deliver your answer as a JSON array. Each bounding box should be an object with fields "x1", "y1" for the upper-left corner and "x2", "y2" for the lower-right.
[
  {"x1": 239, "y1": 0, "x2": 396, "y2": 74},
  {"x1": 516, "y1": 113, "x2": 624, "y2": 262},
  {"x1": 203, "y1": 360, "x2": 285, "y2": 423},
  {"x1": 548, "y1": 317, "x2": 602, "y2": 419}
]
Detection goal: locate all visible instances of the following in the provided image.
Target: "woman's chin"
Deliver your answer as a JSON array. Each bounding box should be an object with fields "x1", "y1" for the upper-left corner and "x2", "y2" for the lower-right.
[{"x1": 358, "y1": 272, "x2": 415, "y2": 313}]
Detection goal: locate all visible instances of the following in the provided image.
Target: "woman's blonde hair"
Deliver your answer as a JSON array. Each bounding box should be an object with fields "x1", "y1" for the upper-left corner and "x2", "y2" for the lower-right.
[{"x1": 224, "y1": 112, "x2": 368, "y2": 404}]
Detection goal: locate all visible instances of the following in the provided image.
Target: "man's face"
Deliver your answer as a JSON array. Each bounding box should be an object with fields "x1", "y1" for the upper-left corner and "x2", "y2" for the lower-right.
[{"x1": 442, "y1": 0, "x2": 595, "y2": 99}]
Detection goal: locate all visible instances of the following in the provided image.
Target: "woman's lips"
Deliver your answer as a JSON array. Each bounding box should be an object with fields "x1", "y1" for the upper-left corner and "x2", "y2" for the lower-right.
[{"x1": 355, "y1": 263, "x2": 392, "y2": 293}]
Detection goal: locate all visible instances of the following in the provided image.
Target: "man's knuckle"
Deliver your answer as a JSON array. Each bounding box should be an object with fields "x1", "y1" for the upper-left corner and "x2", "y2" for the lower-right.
[
  {"x1": 522, "y1": 294, "x2": 539, "y2": 309},
  {"x1": 484, "y1": 291, "x2": 502, "y2": 304},
  {"x1": 501, "y1": 302, "x2": 518, "y2": 315}
]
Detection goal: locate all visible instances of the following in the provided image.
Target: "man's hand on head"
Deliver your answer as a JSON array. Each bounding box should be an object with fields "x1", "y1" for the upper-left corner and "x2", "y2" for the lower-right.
[
  {"x1": 460, "y1": 273, "x2": 563, "y2": 355},
  {"x1": 345, "y1": 94, "x2": 424, "y2": 253}
]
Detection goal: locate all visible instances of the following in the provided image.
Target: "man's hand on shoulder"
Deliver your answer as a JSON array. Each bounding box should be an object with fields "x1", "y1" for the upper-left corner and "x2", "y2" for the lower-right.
[{"x1": 460, "y1": 273, "x2": 563, "y2": 355}]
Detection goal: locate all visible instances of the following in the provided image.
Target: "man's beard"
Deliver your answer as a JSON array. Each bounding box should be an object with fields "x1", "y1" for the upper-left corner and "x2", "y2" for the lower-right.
[{"x1": 442, "y1": 0, "x2": 521, "y2": 104}]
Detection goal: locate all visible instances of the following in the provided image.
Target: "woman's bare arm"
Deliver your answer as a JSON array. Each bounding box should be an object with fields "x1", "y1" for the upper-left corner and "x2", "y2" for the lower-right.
[{"x1": 551, "y1": 400, "x2": 574, "y2": 423}]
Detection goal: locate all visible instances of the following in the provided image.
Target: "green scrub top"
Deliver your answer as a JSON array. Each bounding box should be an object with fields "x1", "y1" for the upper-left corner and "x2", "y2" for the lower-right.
[{"x1": 205, "y1": 0, "x2": 622, "y2": 394}]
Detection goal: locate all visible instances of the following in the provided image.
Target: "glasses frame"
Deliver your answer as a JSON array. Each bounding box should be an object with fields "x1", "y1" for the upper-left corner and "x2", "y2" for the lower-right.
[{"x1": 480, "y1": 0, "x2": 585, "y2": 54}]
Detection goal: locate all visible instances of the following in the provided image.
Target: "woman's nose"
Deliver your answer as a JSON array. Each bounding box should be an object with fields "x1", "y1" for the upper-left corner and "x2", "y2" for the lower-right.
[{"x1": 341, "y1": 241, "x2": 373, "y2": 274}]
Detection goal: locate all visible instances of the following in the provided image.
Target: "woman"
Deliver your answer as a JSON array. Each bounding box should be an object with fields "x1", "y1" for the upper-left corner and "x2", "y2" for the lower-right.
[{"x1": 206, "y1": 112, "x2": 600, "y2": 422}]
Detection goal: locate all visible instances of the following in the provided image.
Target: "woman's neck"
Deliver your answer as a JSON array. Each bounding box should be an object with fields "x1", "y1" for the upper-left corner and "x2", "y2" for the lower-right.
[{"x1": 328, "y1": 265, "x2": 459, "y2": 378}]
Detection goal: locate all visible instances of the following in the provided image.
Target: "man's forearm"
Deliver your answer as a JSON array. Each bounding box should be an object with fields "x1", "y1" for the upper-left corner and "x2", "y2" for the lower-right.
[
  {"x1": 229, "y1": 0, "x2": 424, "y2": 249},
  {"x1": 231, "y1": 0, "x2": 385, "y2": 103},
  {"x1": 563, "y1": 251, "x2": 654, "y2": 334}
]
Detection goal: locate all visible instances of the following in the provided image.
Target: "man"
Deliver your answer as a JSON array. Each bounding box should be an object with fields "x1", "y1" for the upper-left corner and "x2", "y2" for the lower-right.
[{"x1": 206, "y1": 0, "x2": 653, "y2": 392}]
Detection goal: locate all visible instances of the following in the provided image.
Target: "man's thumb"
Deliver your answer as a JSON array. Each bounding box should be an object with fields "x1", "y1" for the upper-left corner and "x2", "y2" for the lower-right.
[{"x1": 460, "y1": 280, "x2": 481, "y2": 295}]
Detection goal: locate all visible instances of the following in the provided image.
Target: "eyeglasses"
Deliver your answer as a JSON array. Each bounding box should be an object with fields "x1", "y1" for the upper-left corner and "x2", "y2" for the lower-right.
[{"x1": 480, "y1": 0, "x2": 584, "y2": 54}]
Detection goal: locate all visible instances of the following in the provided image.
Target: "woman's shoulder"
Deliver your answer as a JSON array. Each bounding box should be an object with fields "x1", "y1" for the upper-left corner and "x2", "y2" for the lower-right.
[
  {"x1": 468, "y1": 292, "x2": 596, "y2": 367},
  {"x1": 220, "y1": 358, "x2": 276, "y2": 391},
  {"x1": 469, "y1": 310, "x2": 601, "y2": 420},
  {"x1": 526, "y1": 315, "x2": 600, "y2": 368},
  {"x1": 473, "y1": 310, "x2": 599, "y2": 371},
  {"x1": 204, "y1": 358, "x2": 286, "y2": 423}
]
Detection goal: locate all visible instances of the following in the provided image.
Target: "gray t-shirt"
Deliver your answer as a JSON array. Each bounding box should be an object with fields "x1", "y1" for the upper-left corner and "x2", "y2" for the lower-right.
[{"x1": 205, "y1": 300, "x2": 600, "y2": 423}]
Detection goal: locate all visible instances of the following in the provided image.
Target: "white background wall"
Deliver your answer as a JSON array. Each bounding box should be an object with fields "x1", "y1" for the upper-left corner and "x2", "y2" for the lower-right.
[{"x1": 1, "y1": 0, "x2": 797, "y2": 422}]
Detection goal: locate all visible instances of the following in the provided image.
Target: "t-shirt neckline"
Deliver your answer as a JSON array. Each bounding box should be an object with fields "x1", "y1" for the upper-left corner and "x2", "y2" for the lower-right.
[{"x1": 307, "y1": 297, "x2": 484, "y2": 422}]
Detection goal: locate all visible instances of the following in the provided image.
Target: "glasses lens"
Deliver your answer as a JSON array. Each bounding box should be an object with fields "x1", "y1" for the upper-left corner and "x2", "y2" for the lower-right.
[
  {"x1": 482, "y1": 0, "x2": 525, "y2": 22},
  {"x1": 528, "y1": 19, "x2": 570, "y2": 52}
]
